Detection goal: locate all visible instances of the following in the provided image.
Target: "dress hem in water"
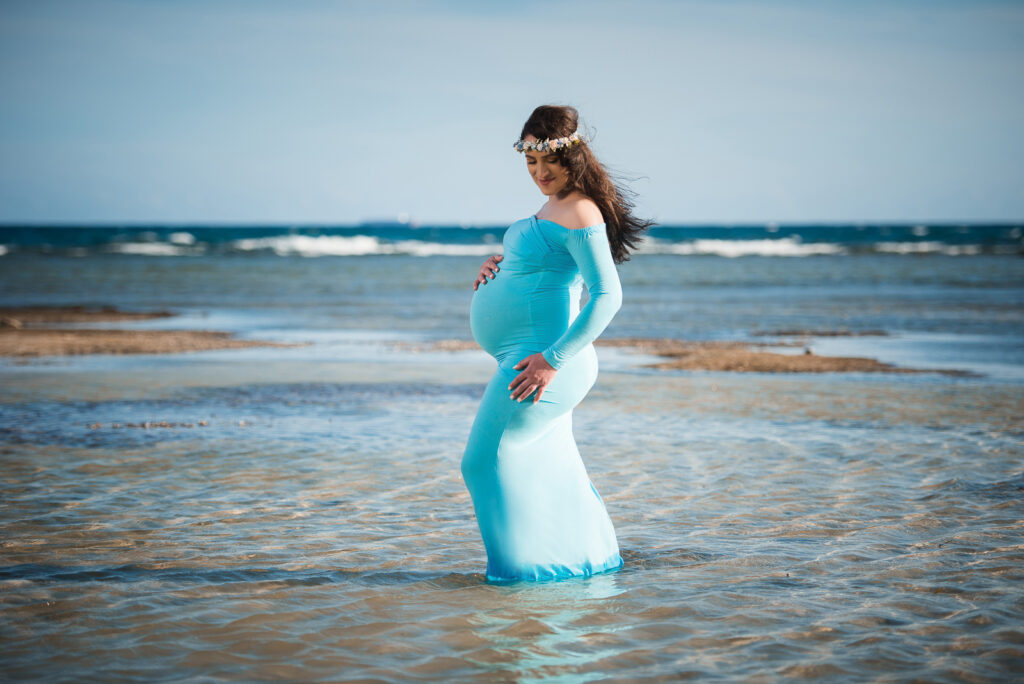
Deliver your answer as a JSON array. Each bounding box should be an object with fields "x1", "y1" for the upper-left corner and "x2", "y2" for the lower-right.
[{"x1": 484, "y1": 552, "x2": 624, "y2": 584}]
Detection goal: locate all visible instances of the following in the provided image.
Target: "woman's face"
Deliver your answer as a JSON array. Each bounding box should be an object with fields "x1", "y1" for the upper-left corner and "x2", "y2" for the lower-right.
[{"x1": 523, "y1": 135, "x2": 570, "y2": 196}]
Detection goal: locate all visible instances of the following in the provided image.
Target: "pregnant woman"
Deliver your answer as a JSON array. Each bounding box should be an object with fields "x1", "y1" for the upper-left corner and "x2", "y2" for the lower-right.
[{"x1": 461, "y1": 104, "x2": 652, "y2": 582}]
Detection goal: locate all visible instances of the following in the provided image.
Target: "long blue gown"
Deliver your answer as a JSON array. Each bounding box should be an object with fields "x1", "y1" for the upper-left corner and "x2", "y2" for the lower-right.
[{"x1": 461, "y1": 214, "x2": 624, "y2": 582}]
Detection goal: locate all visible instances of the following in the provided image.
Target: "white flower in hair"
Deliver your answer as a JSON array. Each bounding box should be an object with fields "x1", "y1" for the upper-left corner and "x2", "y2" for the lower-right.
[{"x1": 514, "y1": 130, "x2": 584, "y2": 153}]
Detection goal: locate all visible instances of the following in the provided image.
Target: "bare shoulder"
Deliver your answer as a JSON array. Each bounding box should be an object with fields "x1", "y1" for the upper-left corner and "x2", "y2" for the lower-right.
[{"x1": 552, "y1": 194, "x2": 604, "y2": 230}]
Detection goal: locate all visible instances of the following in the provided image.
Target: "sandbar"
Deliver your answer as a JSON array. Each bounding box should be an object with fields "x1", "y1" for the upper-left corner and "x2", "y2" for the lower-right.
[
  {"x1": 0, "y1": 305, "x2": 175, "y2": 325},
  {"x1": 0, "y1": 306, "x2": 297, "y2": 357},
  {"x1": 408, "y1": 337, "x2": 970, "y2": 375}
]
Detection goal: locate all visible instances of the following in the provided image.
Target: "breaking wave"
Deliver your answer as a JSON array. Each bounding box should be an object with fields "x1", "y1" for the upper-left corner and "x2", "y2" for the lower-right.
[
  {"x1": 0, "y1": 223, "x2": 1017, "y2": 257},
  {"x1": 874, "y1": 241, "x2": 983, "y2": 256},
  {"x1": 638, "y1": 237, "x2": 846, "y2": 257},
  {"x1": 230, "y1": 235, "x2": 499, "y2": 257}
]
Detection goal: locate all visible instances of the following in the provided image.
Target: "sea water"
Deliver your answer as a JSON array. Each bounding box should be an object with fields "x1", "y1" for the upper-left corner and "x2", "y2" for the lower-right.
[{"x1": 1, "y1": 224, "x2": 1022, "y2": 681}]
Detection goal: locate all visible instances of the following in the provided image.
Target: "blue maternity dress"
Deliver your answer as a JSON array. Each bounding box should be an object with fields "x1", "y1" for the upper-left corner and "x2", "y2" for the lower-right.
[{"x1": 461, "y1": 214, "x2": 624, "y2": 582}]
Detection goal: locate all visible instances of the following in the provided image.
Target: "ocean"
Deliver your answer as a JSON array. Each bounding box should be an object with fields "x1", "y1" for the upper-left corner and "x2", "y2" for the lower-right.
[
  {"x1": 1, "y1": 222, "x2": 1023, "y2": 681},
  {"x1": 1, "y1": 221, "x2": 1020, "y2": 258}
]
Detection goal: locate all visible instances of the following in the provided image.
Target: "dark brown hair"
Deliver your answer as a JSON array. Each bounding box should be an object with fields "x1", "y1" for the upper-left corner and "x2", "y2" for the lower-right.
[{"x1": 520, "y1": 104, "x2": 654, "y2": 263}]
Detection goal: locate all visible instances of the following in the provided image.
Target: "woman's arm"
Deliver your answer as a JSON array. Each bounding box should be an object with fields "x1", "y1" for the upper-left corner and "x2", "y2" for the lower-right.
[{"x1": 541, "y1": 225, "x2": 623, "y2": 369}]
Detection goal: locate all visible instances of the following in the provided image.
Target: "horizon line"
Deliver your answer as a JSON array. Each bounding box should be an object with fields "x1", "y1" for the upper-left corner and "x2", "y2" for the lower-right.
[{"x1": 2, "y1": 219, "x2": 1023, "y2": 229}]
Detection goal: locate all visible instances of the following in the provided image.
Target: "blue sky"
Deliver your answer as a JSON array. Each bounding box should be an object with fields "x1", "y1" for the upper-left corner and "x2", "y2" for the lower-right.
[{"x1": 1, "y1": 0, "x2": 1022, "y2": 225}]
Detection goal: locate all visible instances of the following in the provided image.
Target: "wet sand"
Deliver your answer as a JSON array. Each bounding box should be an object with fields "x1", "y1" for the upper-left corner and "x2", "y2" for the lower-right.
[
  {"x1": 0, "y1": 305, "x2": 176, "y2": 325},
  {"x1": 0, "y1": 328, "x2": 298, "y2": 357},
  {"x1": 410, "y1": 337, "x2": 971, "y2": 375},
  {"x1": 0, "y1": 306, "x2": 296, "y2": 357},
  {"x1": 598, "y1": 337, "x2": 970, "y2": 375}
]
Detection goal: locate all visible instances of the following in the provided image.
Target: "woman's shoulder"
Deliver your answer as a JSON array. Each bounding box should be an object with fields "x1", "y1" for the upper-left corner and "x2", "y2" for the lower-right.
[{"x1": 549, "y1": 194, "x2": 604, "y2": 230}]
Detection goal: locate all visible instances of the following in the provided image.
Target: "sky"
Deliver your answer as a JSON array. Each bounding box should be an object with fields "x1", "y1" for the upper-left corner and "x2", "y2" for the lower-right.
[{"x1": 1, "y1": 0, "x2": 1022, "y2": 226}]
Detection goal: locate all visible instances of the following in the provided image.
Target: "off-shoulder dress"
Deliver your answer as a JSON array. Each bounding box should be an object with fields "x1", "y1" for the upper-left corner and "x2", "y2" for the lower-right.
[{"x1": 461, "y1": 214, "x2": 624, "y2": 582}]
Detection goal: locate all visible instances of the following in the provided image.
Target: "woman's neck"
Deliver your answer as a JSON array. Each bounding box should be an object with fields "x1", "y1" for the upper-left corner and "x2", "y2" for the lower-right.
[{"x1": 541, "y1": 190, "x2": 584, "y2": 213}]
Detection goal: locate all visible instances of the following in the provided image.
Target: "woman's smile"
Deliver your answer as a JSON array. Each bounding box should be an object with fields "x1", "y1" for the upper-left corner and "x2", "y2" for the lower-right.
[{"x1": 522, "y1": 134, "x2": 571, "y2": 196}]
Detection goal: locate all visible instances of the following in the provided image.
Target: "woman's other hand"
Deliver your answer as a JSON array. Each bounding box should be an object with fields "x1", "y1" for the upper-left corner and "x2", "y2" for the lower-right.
[
  {"x1": 473, "y1": 255, "x2": 504, "y2": 291},
  {"x1": 509, "y1": 353, "x2": 557, "y2": 403}
]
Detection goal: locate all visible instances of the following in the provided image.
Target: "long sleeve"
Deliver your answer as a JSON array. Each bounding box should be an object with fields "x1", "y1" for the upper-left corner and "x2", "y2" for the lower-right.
[{"x1": 541, "y1": 225, "x2": 623, "y2": 370}]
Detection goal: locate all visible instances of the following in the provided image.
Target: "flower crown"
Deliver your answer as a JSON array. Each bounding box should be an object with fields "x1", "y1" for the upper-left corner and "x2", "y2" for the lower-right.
[{"x1": 513, "y1": 129, "x2": 584, "y2": 153}]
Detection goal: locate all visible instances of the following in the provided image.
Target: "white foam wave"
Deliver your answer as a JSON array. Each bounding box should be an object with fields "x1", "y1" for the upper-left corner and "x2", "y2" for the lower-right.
[
  {"x1": 875, "y1": 241, "x2": 982, "y2": 256},
  {"x1": 390, "y1": 240, "x2": 500, "y2": 257},
  {"x1": 64, "y1": 234, "x2": 1000, "y2": 258},
  {"x1": 231, "y1": 234, "x2": 500, "y2": 257},
  {"x1": 232, "y1": 235, "x2": 379, "y2": 256},
  {"x1": 0, "y1": 244, "x2": 8, "y2": 256},
  {"x1": 638, "y1": 237, "x2": 846, "y2": 257},
  {"x1": 169, "y1": 231, "x2": 196, "y2": 245},
  {"x1": 109, "y1": 242, "x2": 191, "y2": 256}
]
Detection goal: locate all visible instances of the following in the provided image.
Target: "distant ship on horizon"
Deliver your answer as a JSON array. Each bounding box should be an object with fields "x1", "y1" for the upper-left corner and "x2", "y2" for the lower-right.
[{"x1": 359, "y1": 213, "x2": 418, "y2": 229}]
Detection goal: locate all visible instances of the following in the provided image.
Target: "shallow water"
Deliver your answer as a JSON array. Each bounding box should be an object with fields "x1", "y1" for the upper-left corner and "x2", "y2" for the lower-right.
[
  {"x1": 2, "y1": 355, "x2": 1022, "y2": 681},
  {"x1": 2, "y1": 248, "x2": 1023, "y2": 680}
]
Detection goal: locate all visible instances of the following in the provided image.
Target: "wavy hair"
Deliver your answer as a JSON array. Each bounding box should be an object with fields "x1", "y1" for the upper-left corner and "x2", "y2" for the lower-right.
[{"x1": 519, "y1": 104, "x2": 654, "y2": 263}]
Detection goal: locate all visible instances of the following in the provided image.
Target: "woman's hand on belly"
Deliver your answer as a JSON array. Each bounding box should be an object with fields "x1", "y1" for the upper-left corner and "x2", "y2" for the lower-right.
[
  {"x1": 473, "y1": 254, "x2": 504, "y2": 291},
  {"x1": 509, "y1": 353, "x2": 557, "y2": 403}
]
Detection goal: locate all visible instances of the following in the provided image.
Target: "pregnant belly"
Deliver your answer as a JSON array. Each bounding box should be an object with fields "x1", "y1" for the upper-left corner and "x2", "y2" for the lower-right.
[{"x1": 470, "y1": 274, "x2": 538, "y2": 360}]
